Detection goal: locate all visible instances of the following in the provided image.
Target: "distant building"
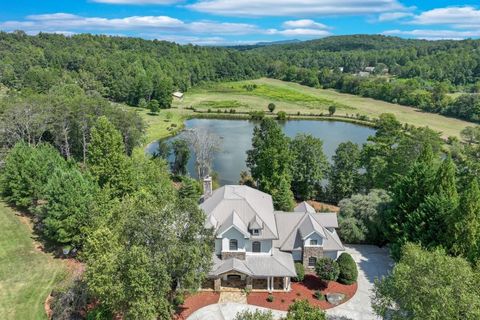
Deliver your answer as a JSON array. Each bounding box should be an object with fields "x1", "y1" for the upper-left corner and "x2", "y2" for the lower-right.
[
  {"x1": 357, "y1": 71, "x2": 370, "y2": 77},
  {"x1": 172, "y1": 91, "x2": 184, "y2": 100},
  {"x1": 364, "y1": 66, "x2": 375, "y2": 72}
]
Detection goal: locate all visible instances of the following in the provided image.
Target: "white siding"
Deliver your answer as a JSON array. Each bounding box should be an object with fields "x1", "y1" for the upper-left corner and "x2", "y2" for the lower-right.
[{"x1": 221, "y1": 227, "x2": 247, "y2": 252}]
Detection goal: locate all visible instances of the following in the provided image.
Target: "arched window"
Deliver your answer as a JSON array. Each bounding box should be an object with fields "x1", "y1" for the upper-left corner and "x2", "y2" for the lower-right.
[
  {"x1": 308, "y1": 257, "x2": 317, "y2": 267},
  {"x1": 229, "y1": 239, "x2": 238, "y2": 251},
  {"x1": 252, "y1": 241, "x2": 261, "y2": 253}
]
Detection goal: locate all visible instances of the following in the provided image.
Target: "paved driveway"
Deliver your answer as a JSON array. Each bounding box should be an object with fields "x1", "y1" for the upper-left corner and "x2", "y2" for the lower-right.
[
  {"x1": 187, "y1": 245, "x2": 392, "y2": 320},
  {"x1": 327, "y1": 245, "x2": 392, "y2": 320}
]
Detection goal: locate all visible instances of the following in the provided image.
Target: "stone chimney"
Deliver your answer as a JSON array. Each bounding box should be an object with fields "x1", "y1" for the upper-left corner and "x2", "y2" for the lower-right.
[{"x1": 203, "y1": 175, "x2": 213, "y2": 198}]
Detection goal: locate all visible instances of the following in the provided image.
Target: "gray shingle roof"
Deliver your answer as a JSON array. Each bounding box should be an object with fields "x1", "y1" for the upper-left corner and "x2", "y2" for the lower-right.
[
  {"x1": 209, "y1": 250, "x2": 296, "y2": 277},
  {"x1": 216, "y1": 210, "x2": 250, "y2": 238},
  {"x1": 200, "y1": 185, "x2": 278, "y2": 239},
  {"x1": 274, "y1": 212, "x2": 344, "y2": 252},
  {"x1": 294, "y1": 201, "x2": 316, "y2": 213}
]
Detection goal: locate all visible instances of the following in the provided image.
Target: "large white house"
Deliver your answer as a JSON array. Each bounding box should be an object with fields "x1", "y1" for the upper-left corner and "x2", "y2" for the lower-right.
[{"x1": 200, "y1": 178, "x2": 344, "y2": 292}]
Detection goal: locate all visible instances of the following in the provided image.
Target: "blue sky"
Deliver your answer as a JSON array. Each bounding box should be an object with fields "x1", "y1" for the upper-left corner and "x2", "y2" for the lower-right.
[{"x1": 1, "y1": 0, "x2": 480, "y2": 45}]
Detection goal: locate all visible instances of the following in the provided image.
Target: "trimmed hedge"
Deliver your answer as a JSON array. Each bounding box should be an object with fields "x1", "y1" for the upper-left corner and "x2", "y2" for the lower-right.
[
  {"x1": 337, "y1": 253, "x2": 358, "y2": 284},
  {"x1": 293, "y1": 262, "x2": 305, "y2": 282},
  {"x1": 315, "y1": 257, "x2": 340, "y2": 281}
]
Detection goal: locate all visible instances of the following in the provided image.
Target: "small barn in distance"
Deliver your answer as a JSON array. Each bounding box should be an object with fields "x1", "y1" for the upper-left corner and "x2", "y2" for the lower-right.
[{"x1": 172, "y1": 91, "x2": 184, "y2": 100}]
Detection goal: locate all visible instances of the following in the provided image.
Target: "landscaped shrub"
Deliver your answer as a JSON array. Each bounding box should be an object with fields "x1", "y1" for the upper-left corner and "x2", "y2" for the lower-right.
[
  {"x1": 315, "y1": 257, "x2": 340, "y2": 281},
  {"x1": 293, "y1": 262, "x2": 305, "y2": 282},
  {"x1": 314, "y1": 290, "x2": 325, "y2": 301},
  {"x1": 234, "y1": 310, "x2": 274, "y2": 320},
  {"x1": 277, "y1": 111, "x2": 287, "y2": 120},
  {"x1": 337, "y1": 253, "x2": 358, "y2": 284},
  {"x1": 267, "y1": 294, "x2": 275, "y2": 302}
]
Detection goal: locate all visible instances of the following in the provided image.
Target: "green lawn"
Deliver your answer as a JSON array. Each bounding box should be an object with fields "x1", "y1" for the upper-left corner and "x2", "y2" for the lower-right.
[
  {"x1": 127, "y1": 78, "x2": 476, "y2": 144},
  {"x1": 0, "y1": 202, "x2": 67, "y2": 320}
]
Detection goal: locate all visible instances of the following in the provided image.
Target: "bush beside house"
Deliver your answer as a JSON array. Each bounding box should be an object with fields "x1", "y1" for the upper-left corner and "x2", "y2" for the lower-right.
[
  {"x1": 315, "y1": 257, "x2": 340, "y2": 281},
  {"x1": 293, "y1": 262, "x2": 305, "y2": 282},
  {"x1": 336, "y1": 253, "x2": 358, "y2": 285}
]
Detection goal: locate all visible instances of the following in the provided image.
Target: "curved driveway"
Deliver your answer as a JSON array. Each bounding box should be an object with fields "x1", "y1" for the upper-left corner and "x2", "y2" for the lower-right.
[{"x1": 188, "y1": 245, "x2": 392, "y2": 320}]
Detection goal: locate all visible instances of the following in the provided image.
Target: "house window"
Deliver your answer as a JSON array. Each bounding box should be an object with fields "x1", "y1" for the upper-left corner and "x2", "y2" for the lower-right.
[
  {"x1": 252, "y1": 229, "x2": 260, "y2": 236},
  {"x1": 252, "y1": 241, "x2": 261, "y2": 253},
  {"x1": 308, "y1": 257, "x2": 317, "y2": 267},
  {"x1": 310, "y1": 239, "x2": 318, "y2": 246},
  {"x1": 229, "y1": 239, "x2": 238, "y2": 251}
]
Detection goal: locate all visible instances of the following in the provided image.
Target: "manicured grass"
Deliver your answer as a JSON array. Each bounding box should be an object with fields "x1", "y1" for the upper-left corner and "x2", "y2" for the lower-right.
[
  {"x1": 0, "y1": 202, "x2": 67, "y2": 319},
  {"x1": 127, "y1": 78, "x2": 476, "y2": 144}
]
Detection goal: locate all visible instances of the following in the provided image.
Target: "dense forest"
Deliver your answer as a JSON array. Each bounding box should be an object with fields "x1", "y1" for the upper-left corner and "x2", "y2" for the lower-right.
[{"x1": 1, "y1": 32, "x2": 480, "y2": 123}]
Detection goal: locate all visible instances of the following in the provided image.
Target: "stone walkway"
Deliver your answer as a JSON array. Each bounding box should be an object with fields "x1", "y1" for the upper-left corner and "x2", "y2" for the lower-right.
[{"x1": 219, "y1": 292, "x2": 247, "y2": 304}]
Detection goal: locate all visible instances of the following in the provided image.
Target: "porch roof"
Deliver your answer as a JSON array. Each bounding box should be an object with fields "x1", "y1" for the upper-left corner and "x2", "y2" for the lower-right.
[{"x1": 209, "y1": 250, "x2": 296, "y2": 278}]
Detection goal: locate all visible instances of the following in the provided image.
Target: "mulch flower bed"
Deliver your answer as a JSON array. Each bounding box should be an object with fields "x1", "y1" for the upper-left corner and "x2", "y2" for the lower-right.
[
  {"x1": 247, "y1": 274, "x2": 357, "y2": 311},
  {"x1": 175, "y1": 291, "x2": 220, "y2": 320}
]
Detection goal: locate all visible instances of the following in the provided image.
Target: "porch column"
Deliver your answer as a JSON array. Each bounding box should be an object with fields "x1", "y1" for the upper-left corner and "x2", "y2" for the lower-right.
[{"x1": 283, "y1": 277, "x2": 288, "y2": 291}]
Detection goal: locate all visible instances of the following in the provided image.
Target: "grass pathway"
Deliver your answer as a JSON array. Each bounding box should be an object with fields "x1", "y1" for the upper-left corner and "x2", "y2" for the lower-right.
[{"x1": 0, "y1": 202, "x2": 67, "y2": 320}]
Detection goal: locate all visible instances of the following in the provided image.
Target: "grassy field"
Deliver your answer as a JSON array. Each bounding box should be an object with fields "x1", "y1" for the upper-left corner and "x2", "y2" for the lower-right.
[
  {"x1": 129, "y1": 78, "x2": 475, "y2": 144},
  {"x1": 0, "y1": 203, "x2": 67, "y2": 320}
]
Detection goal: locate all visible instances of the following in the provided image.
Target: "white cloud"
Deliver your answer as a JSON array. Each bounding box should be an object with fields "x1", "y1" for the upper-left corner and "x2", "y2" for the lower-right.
[
  {"x1": 91, "y1": 0, "x2": 180, "y2": 4},
  {"x1": 410, "y1": 6, "x2": 480, "y2": 28},
  {"x1": 0, "y1": 13, "x2": 334, "y2": 40},
  {"x1": 378, "y1": 12, "x2": 413, "y2": 22},
  {"x1": 269, "y1": 28, "x2": 331, "y2": 37},
  {"x1": 282, "y1": 19, "x2": 329, "y2": 30},
  {"x1": 0, "y1": 13, "x2": 263, "y2": 36},
  {"x1": 383, "y1": 29, "x2": 480, "y2": 40},
  {"x1": 188, "y1": 0, "x2": 406, "y2": 17}
]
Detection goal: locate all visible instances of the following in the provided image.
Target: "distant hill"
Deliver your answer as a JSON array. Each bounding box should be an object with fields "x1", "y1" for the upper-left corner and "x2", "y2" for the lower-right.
[{"x1": 255, "y1": 39, "x2": 302, "y2": 46}]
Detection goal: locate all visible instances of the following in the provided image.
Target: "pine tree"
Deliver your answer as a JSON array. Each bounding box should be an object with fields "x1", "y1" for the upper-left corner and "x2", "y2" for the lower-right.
[
  {"x1": 385, "y1": 145, "x2": 438, "y2": 259},
  {"x1": 42, "y1": 167, "x2": 97, "y2": 246},
  {"x1": 413, "y1": 157, "x2": 459, "y2": 250},
  {"x1": 272, "y1": 175, "x2": 295, "y2": 211},
  {"x1": 87, "y1": 116, "x2": 133, "y2": 197},
  {"x1": 451, "y1": 179, "x2": 480, "y2": 262},
  {"x1": 327, "y1": 141, "x2": 361, "y2": 203}
]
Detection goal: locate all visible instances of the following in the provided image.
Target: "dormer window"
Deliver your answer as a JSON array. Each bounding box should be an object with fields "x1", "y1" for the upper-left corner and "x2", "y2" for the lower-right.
[
  {"x1": 252, "y1": 229, "x2": 260, "y2": 236},
  {"x1": 229, "y1": 239, "x2": 238, "y2": 251},
  {"x1": 310, "y1": 239, "x2": 318, "y2": 246}
]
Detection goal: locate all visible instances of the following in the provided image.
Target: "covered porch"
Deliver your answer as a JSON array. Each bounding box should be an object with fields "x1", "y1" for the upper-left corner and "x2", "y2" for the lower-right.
[{"x1": 206, "y1": 273, "x2": 292, "y2": 292}]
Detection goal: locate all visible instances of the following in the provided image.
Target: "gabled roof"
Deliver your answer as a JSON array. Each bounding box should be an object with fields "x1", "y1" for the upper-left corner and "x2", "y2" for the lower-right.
[
  {"x1": 298, "y1": 214, "x2": 326, "y2": 239},
  {"x1": 249, "y1": 215, "x2": 263, "y2": 230},
  {"x1": 274, "y1": 212, "x2": 343, "y2": 252},
  {"x1": 213, "y1": 258, "x2": 253, "y2": 276},
  {"x1": 216, "y1": 210, "x2": 250, "y2": 238},
  {"x1": 200, "y1": 185, "x2": 278, "y2": 239},
  {"x1": 294, "y1": 201, "x2": 316, "y2": 213},
  {"x1": 209, "y1": 250, "x2": 296, "y2": 277}
]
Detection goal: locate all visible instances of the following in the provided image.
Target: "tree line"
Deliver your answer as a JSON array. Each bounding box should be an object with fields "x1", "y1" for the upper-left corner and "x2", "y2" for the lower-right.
[
  {"x1": 1, "y1": 116, "x2": 213, "y2": 319},
  {"x1": 1, "y1": 32, "x2": 480, "y2": 122}
]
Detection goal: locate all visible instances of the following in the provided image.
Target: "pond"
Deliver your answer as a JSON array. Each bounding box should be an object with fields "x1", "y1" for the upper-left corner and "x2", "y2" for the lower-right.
[{"x1": 146, "y1": 119, "x2": 375, "y2": 185}]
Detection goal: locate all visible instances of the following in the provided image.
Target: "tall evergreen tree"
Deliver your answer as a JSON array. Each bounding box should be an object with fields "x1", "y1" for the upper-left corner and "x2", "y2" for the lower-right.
[
  {"x1": 451, "y1": 178, "x2": 480, "y2": 263},
  {"x1": 413, "y1": 157, "x2": 459, "y2": 250},
  {"x1": 246, "y1": 118, "x2": 294, "y2": 210},
  {"x1": 327, "y1": 141, "x2": 361, "y2": 203},
  {"x1": 42, "y1": 167, "x2": 97, "y2": 246},
  {"x1": 384, "y1": 145, "x2": 439, "y2": 259},
  {"x1": 87, "y1": 116, "x2": 133, "y2": 197},
  {"x1": 290, "y1": 134, "x2": 328, "y2": 200}
]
